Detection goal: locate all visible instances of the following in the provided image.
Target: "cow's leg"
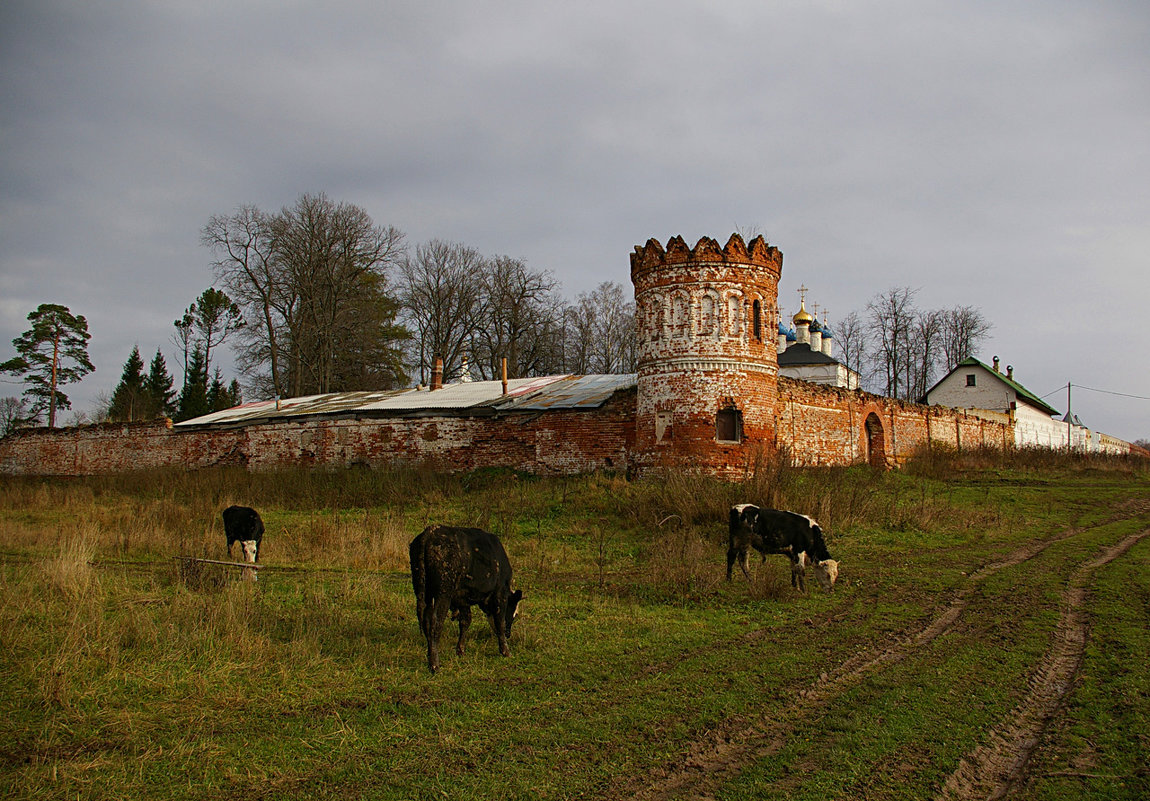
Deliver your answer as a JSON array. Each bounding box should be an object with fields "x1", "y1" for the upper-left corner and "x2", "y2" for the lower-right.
[
  {"x1": 415, "y1": 596, "x2": 428, "y2": 637},
  {"x1": 728, "y1": 546, "x2": 752, "y2": 580},
  {"x1": 425, "y1": 596, "x2": 451, "y2": 673},
  {"x1": 790, "y1": 558, "x2": 807, "y2": 593},
  {"x1": 489, "y1": 607, "x2": 511, "y2": 657},
  {"x1": 455, "y1": 605, "x2": 472, "y2": 655}
]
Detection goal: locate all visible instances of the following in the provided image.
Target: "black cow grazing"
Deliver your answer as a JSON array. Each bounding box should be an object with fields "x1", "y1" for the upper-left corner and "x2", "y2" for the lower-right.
[
  {"x1": 222, "y1": 505, "x2": 264, "y2": 564},
  {"x1": 409, "y1": 525, "x2": 524, "y2": 674},
  {"x1": 727, "y1": 504, "x2": 839, "y2": 592}
]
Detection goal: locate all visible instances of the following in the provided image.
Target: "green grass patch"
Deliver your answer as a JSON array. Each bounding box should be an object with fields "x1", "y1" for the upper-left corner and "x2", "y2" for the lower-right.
[{"x1": 1, "y1": 453, "x2": 1147, "y2": 799}]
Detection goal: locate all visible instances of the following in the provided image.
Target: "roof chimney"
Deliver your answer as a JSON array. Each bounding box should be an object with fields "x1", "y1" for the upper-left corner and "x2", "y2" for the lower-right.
[
  {"x1": 1007, "y1": 365, "x2": 1014, "y2": 381},
  {"x1": 501, "y1": 357, "x2": 508, "y2": 395},
  {"x1": 431, "y1": 355, "x2": 444, "y2": 391},
  {"x1": 993, "y1": 356, "x2": 1000, "y2": 373}
]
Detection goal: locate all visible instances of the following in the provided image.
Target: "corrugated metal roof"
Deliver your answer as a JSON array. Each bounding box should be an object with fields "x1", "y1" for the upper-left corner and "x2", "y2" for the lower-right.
[
  {"x1": 507, "y1": 374, "x2": 637, "y2": 410},
  {"x1": 174, "y1": 374, "x2": 636, "y2": 428}
]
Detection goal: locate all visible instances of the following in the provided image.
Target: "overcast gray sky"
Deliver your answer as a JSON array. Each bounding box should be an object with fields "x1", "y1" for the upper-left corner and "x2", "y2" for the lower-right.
[{"x1": 2, "y1": 1, "x2": 1148, "y2": 441}]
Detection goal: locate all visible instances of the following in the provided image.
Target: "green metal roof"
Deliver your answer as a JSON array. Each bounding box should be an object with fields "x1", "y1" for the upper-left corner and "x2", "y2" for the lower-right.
[{"x1": 935, "y1": 357, "x2": 1061, "y2": 416}]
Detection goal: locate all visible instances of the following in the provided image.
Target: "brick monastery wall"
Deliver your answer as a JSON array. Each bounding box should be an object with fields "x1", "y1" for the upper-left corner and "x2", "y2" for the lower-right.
[
  {"x1": 2, "y1": 382, "x2": 1020, "y2": 477},
  {"x1": 776, "y1": 378, "x2": 1013, "y2": 467},
  {"x1": 0, "y1": 391, "x2": 636, "y2": 477}
]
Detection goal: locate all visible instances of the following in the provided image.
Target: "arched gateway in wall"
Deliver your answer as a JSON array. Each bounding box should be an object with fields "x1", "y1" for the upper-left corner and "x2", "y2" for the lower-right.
[{"x1": 864, "y1": 412, "x2": 886, "y2": 469}]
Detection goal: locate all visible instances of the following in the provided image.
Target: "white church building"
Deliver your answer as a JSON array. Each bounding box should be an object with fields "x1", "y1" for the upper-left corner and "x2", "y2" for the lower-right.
[{"x1": 776, "y1": 297, "x2": 860, "y2": 390}]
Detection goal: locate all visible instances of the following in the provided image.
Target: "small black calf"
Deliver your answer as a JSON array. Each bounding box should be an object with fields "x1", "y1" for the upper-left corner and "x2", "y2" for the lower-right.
[{"x1": 222, "y1": 505, "x2": 264, "y2": 563}]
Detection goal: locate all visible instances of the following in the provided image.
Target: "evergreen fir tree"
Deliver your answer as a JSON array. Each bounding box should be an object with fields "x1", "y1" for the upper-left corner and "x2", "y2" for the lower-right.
[
  {"x1": 206, "y1": 370, "x2": 243, "y2": 412},
  {"x1": 207, "y1": 367, "x2": 231, "y2": 412},
  {"x1": 108, "y1": 346, "x2": 148, "y2": 421},
  {"x1": 227, "y1": 379, "x2": 243, "y2": 408},
  {"x1": 175, "y1": 345, "x2": 210, "y2": 422},
  {"x1": 144, "y1": 348, "x2": 176, "y2": 419}
]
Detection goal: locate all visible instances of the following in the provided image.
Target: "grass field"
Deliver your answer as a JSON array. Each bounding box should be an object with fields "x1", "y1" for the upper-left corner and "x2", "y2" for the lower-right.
[{"x1": 1, "y1": 450, "x2": 1148, "y2": 800}]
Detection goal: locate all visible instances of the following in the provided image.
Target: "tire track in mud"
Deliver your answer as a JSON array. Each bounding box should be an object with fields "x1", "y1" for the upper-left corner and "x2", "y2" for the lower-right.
[
  {"x1": 600, "y1": 524, "x2": 1145, "y2": 801},
  {"x1": 936, "y1": 527, "x2": 1149, "y2": 801}
]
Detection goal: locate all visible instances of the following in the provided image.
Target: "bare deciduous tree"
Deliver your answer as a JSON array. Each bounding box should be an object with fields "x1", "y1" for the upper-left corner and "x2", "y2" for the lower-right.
[
  {"x1": 866, "y1": 286, "x2": 919, "y2": 400},
  {"x1": 398, "y1": 240, "x2": 487, "y2": 385},
  {"x1": 0, "y1": 396, "x2": 33, "y2": 436},
  {"x1": 564, "y1": 282, "x2": 636, "y2": 374},
  {"x1": 203, "y1": 194, "x2": 408, "y2": 397},
  {"x1": 274, "y1": 194, "x2": 407, "y2": 394},
  {"x1": 907, "y1": 309, "x2": 944, "y2": 401},
  {"x1": 202, "y1": 204, "x2": 291, "y2": 397},
  {"x1": 472, "y1": 256, "x2": 561, "y2": 379},
  {"x1": 939, "y1": 305, "x2": 993, "y2": 371},
  {"x1": 830, "y1": 310, "x2": 869, "y2": 390}
]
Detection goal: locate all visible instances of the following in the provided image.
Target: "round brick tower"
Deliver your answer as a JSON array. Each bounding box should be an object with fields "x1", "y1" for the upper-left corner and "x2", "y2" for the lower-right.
[{"x1": 629, "y1": 234, "x2": 783, "y2": 476}]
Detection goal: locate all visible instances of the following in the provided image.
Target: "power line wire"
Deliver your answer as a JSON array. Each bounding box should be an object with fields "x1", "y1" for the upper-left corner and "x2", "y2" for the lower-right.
[
  {"x1": 1073, "y1": 384, "x2": 1150, "y2": 402},
  {"x1": 1039, "y1": 382, "x2": 1150, "y2": 402}
]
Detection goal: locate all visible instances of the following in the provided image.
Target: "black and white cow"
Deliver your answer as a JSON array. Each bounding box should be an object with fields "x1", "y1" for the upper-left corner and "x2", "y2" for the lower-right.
[
  {"x1": 727, "y1": 504, "x2": 839, "y2": 592},
  {"x1": 222, "y1": 505, "x2": 264, "y2": 564},
  {"x1": 409, "y1": 525, "x2": 524, "y2": 674}
]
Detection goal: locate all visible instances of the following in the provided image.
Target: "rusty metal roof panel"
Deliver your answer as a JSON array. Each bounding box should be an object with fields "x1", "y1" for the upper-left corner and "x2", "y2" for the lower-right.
[
  {"x1": 175, "y1": 374, "x2": 635, "y2": 427},
  {"x1": 359, "y1": 376, "x2": 568, "y2": 411},
  {"x1": 506, "y1": 374, "x2": 637, "y2": 410},
  {"x1": 174, "y1": 390, "x2": 411, "y2": 427}
]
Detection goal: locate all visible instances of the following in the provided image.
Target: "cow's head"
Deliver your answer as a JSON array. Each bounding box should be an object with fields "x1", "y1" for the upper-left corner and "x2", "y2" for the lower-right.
[
  {"x1": 505, "y1": 589, "x2": 524, "y2": 636},
  {"x1": 733, "y1": 503, "x2": 760, "y2": 531},
  {"x1": 239, "y1": 540, "x2": 258, "y2": 564},
  {"x1": 813, "y1": 559, "x2": 839, "y2": 591}
]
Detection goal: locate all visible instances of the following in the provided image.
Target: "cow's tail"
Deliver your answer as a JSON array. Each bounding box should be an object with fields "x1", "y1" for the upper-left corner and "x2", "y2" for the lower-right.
[{"x1": 410, "y1": 532, "x2": 429, "y2": 633}]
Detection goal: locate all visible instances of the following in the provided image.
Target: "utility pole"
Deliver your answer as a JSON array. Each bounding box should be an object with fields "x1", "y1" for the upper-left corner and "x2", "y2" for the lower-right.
[{"x1": 1066, "y1": 382, "x2": 1072, "y2": 453}]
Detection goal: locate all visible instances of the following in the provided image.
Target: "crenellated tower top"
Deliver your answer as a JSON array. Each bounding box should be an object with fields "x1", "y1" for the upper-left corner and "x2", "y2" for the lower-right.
[{"x1": 630, "y1": 233, "x2": 783, "y2": 279}]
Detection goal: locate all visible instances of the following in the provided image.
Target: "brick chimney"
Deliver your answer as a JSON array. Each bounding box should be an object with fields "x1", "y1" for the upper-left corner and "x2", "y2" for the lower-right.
[{"x1": 431, "y1": 355, "x2": 444, "y2": 391}]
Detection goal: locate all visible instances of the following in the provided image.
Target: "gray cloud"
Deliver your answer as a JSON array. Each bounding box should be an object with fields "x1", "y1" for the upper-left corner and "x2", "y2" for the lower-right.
[{"x1": 2, "y1": 0, "x2": 1148, "y2": 439}]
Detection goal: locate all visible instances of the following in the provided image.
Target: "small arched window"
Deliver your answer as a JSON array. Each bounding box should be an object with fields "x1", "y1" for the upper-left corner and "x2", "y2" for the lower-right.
[
  {"x1": 727, "y1": 295, "x2": 741, "y2": 337},
  {"x1": 752, "y1": 300, "x2": 762, "y2": 341}
]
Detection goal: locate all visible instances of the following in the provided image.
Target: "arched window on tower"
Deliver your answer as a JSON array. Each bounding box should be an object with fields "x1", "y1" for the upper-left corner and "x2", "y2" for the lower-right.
[
  {"x1": 700, "y1": 292, "x2": 718, "y2": 338},
  {"x1": 752, "y1": 299, "x2": 762, "y2": 341},
  {"x1": 727, "y1": 294, "x2": 742, "y2": 338},
  {"x1": 672, "y1": 293, "x2": 688, "y2": 338}
]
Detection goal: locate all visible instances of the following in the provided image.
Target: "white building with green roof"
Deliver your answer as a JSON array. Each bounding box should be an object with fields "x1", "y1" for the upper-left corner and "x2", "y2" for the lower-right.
[{"x1": 923, "y1": 356, "x2": 1120, "y2": 453}]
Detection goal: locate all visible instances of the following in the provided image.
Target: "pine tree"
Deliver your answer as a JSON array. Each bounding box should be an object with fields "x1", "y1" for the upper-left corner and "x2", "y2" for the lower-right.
[
  {"x1": 227, "y1": 379, "x2": 243, "y2": 408},
  {"x1": 175, "y1": 346, "x2": 210, "y2": 422},
  {"x1": 144, "y1": 349, "x2": 176, "y2": 419},
  {"x1": 0, "y1": 303, "x2": 95, "y2": 428},
  {"x1": 207, "y1": 367, "x2": 231, "y2": 412},
  {"x1": 108, "y1": 346, "x2": 148, "y2": 421},
  {"x1": 205, "y1": 370, "x2": 243, "y2": 412}
]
